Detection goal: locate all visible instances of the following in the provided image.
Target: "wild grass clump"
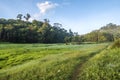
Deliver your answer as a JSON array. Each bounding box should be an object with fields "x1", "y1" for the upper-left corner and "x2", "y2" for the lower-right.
[
  {"x1": 78, "y1": 48, "x2": 120, "y2": 80},
  {"x1": 110, "y1": 38, "x2": 120, "y2": 49}
]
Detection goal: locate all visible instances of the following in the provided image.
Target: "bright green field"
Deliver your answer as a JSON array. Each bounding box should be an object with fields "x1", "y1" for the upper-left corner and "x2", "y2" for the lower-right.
[
  {"x1": 0, "y1": 43, "x2": 110, "y2": 80},
  {"x1": 78, "y1": 48, "x2": 120, "y2": 80}
]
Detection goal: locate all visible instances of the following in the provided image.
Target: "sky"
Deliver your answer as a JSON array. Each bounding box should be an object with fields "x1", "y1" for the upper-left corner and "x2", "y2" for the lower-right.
[{"x1": 0, "y1": 0, "x2": 120, "y2": 34}]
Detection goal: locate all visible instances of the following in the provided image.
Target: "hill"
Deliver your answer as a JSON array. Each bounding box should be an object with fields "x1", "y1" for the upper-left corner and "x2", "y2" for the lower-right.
[
  {"x1": 100, "y1": 23, "x2": 120, "y2": 39},
  {"x1": 74, "y1": 23, "x2": 120, "y2": 43}
]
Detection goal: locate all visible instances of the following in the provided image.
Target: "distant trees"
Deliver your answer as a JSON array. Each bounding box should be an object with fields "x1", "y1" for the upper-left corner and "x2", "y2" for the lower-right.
[
  {"x1": 68, "y1": 23, "x2": 120, "y2": 44},
  {"x1": 24, "y1": 13, "x2": 31, "y2": 21},
  {"x1": 44, "y1": 19, "x2": 50, "y2": 23},
  {"x1": 101, "y1": 23, "x2": 118, "y2": 30},
  {"x1": 17, "y1": 14, "x2": 23, "y2": 20},
  {"x1": 17, "y1": 13, "x2": 31, "y2": 21},
  {"x1": 0, "y1": 16, "x2": 119, "y2": 44},
  {"x1": 79, "y1": 31, "x2": 114, "y2": 43},
  {"x1": 0, "y1": 18, "x2": 72, "y2": 43}
]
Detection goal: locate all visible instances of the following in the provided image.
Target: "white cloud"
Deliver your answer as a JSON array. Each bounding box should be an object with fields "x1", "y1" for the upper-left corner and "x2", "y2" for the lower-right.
[
  {"x1": 37, "y1": 1, "x2": 58, "y2": 15},
  {"x1": 30, "y1": 1, "x2": 58, "y2": 21}
]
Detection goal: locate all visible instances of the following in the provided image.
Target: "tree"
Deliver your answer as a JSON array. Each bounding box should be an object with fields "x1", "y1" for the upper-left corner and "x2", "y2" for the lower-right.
[
  {"x1": 0, "y1": 18, "x2": 7, "y2": 24},
  {"x1": 64, "y1": 36, "x2": 71, "y2": 44},
  {"x1": 24, "y1": 13, "x2": 31, "y2": 21},
  {"x1": 17, "y1": 14, "x2": 23, "y2": 20},
  {"x1": 0, "y1": 17, "x2": 74, "y2": 43},
  {"x1": 69, "y1": 29, "x2": 74, "y2": 36},
  {"x1": 53, "y1": 23, "x2": 62, "y2": 28},
  {"x1": 44, "y1": 19, "x2": 50, "y2": 23},
  {"x1": 32, "y1": 20, "x2": 43, "y2": 27}
]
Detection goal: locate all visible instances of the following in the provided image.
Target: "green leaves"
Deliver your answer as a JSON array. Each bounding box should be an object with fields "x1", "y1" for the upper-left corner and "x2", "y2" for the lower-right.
[{"x1": 0, "y1": 18, "x2": 72, "y2": 43}]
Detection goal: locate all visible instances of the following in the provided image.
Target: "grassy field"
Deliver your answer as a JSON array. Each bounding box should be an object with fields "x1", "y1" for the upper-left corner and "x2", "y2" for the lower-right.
[
  {"x1": 78, "y1": 48, "x2": 120, "y2": 80},
  {"x1": 0, "y1": 43, "x2": 110, "y2": 80}
]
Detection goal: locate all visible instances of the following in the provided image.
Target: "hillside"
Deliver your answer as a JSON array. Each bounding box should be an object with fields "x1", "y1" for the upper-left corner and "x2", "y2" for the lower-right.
[
  {"x1": 75, "y1": 23, "x2": 120, "y2": 43},
  {"x1": 78, "y1": 46, "x2": 120, "y2": 80},
  {"x1": 100, "y1": 23, "x2": 120, "y2": 37}
]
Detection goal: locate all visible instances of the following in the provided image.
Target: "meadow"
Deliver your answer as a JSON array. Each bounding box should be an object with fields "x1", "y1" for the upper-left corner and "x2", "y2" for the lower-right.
[
  {"x1": 78, "y1": 48, "x2": 120, "y2": 80},
  {"x1": 0, "y1": 43, "x2": 117, "y2": 80}
]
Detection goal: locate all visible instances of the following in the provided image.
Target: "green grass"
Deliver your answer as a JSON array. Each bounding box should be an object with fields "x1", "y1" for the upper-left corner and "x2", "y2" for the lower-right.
[
  {"x1": 78, "y1": 48, "x2": 120, "y2": 80},
  {"x1": 0, "y1": 43, "x2": 108, "y2": 80}
]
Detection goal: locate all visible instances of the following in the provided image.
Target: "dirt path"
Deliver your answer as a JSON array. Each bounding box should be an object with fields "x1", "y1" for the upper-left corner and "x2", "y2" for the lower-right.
[
  {"x1": 70, "y1": 47, "x2": 107, "y2": 80},
  {"x1": 71, "y1": 57, "x2": 86, "y2": 80}
]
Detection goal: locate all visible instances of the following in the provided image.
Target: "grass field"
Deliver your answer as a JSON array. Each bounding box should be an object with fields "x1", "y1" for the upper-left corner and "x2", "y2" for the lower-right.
[
  {"x1": 0, "y1": 43, "x2": 116, "y2": 80},
  {"x1": 78, "y1": 48, "x2": 120, "y2": 80}
]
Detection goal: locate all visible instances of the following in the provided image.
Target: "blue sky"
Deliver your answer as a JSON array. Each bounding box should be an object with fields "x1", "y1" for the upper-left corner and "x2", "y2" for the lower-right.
[{"x1": 0, "y1": 0, "x2": 120, "y2": 34}]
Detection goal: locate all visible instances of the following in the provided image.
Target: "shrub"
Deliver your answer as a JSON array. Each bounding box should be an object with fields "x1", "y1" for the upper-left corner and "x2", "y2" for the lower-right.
[{"x1": 110, "y1": 38, "x2": 120, "y2": 49}]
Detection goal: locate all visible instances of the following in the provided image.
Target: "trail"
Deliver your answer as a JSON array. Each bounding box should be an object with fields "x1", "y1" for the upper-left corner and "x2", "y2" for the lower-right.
[
  {"x1": 70, "y1": 57, "x2": 87, "y2": 80},
  {"x1": 70, "y1": 47, "x2": 107, "y2": 80}
]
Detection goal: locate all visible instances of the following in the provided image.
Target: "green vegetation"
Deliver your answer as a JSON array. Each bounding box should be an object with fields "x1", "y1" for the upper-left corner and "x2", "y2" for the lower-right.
[
  {"x1": 0, "y1": 17, "x2": 119, "y2": 80},
  {"x1": 1, "y1": 17, "x2": 120, "y2": 44},
  {"x1": 0, "y1": 43, "x2": 108, "y2": 80},
  {"x1": 71, "y1": 23, "x2": 120, "y2": 43},
  {"x1": 110, "y1": 38, "x2": 120, "y2": 49},
  {"x1": 0, "y1": 18, "x2": 74, "y2": 43},
  {"x1": 78, "y1": 45, "x2": 120, "y2": 80},
  {"x1": 100, "y1": 23, "x2": 120, "y2": 40}
]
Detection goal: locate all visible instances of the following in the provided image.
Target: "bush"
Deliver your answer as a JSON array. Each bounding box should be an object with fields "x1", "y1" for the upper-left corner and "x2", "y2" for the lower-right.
[{"x1": 110, "y1": 38, "x2": 120, "y2": 49}]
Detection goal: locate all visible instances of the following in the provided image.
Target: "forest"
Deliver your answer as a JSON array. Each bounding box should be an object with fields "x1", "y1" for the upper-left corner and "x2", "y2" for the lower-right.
[
  {"x1": 0, "y1": 14, "x2": 120, "y2": 43},
  {"x1": 0, "y1": 14, "x2": 75, "y2": 43}
]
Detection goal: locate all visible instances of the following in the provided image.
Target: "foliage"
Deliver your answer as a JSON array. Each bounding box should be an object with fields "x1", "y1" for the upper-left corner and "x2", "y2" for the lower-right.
[
  {"x1": 24, "y1": 13, "x2": 31, "y2": 21},
  {"x1": 17, "y1": 14, "x2": 23, "y2": 20},
  {"x1": 0, "y1": 18, "x2": 73, "y2": 43},
  {"x1": 110, "y1": 38, "x2": 120, "y2": 49},
  {"x1": 100, "y1": 23, "x2": 120, "y2": 40},
  {"x1": 78, "y1": 47, "x2": 120, "y2": 80},
  {"x1": 71, "y1": 23, "x2": 120, "y2": 43}
]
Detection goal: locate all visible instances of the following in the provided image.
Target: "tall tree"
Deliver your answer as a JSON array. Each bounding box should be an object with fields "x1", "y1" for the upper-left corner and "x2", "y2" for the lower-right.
[
  {"x1": 0, "y1": 17, "x2": 74, "y2": 43},
  {"x1": 44, "y1": 19, "x2": 50, "y2": 23},
  {"x1": 17, "y1": 14, "x2": 23, "y2": 20},
  {"x1": 24, "y1": 13, "x2": 31, "y2": 21}
]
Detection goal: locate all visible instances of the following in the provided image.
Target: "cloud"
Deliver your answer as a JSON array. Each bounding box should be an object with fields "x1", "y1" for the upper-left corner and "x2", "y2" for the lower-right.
[
  {"x1": 30, "y1": 1, "x2": 58, "y2": 21},
  {"x1": 37, "y1": 1, "x2": 58, "y2": 15}
]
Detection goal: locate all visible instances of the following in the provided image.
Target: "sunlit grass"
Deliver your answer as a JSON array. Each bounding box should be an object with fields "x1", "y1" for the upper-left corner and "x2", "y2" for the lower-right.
[
  {"x1": 0, "y1": 43, "x2": 108, "y2": 80},
  {"x1": 78, "y1": 48, "x2": 120, "y2": 80}
]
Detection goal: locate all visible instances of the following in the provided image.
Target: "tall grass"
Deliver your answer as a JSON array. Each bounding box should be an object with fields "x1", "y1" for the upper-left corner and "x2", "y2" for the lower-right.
[
  {"x1": 78, "y1": 48, "x2": 120, "y2": 80},
  {"x1": 0, "y1": 43, "x2": 108, "y2": 80}
]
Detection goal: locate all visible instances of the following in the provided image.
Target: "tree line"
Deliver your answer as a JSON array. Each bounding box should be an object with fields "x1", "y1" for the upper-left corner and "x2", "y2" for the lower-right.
[
  {"x1": 0, "y1": 14, "x2": 74, "y2": 43},
  {"x1": 66, "y1": 23, "x2": 120, "y2": 44},
  {"x1": 0, "y1": 14, "x2": 120, "y2": 44}
]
